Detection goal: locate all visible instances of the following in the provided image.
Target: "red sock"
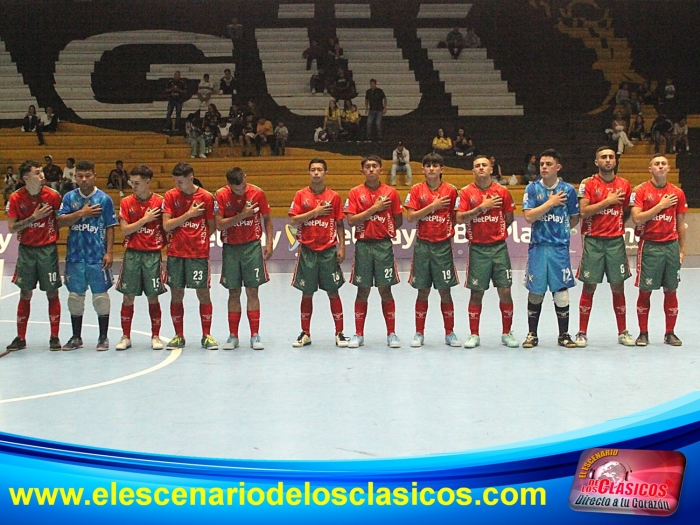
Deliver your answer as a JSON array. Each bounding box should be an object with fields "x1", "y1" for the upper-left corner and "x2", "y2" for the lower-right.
[
  {"x1": 468, "y1": 304, "x2": 482, "y2": 336},
  {"x1": 148, "y1": 303, "x2": 161, "y2": 337},
  {"x1": 382, "y1": 300, "x2": 396, "y2": 335},
  {"x1": 170, "y1": 302, "x2": 184, "y2": 337},
  {"x1": 441, "y1": 301, "x2": 455, "y2": 335},
  {"x1": 301, "y1": 297, "x2": 313, "y2": 335},
  {"x1": 228, "y1": 311, "x2": 241, "y2": 337},
  {"x1": 247, "y1": 309, "x2": 260, "y2": 336},
  {"x1": 121, "y1": 304, "x2": 134, "y2": 338},
  {"x1": 500, "y1": 302, "x2": 513, "y2": 334},
  {"x1": 17, "y1": 299, "x2": 30, "y2": 339},
  {"x1": 612, "y1": 292, "x2": 627, "y2": 333},
  {"x1": 579, "y1": 291, "x2": 594, "y2": 333},
  {"x1": 664, "y1": 291, "x2": 678, "y2": 333},
  {"x1": 329, "y1": 296, "x2": 344, "y2": 334},
  {"x1": 354, "y1": 301, "x2": 368, "y2": 336},
  {"x1": 200, "y1": 303, "x2": 213, "y2": 337},
  {"x1": 637, "y1": 291, "x2": 651, "y2": 333},
  {"x1": 48, "y1": 296, "x2": 60, "y2": 338},
  {"x1": 415, "y1": 300, "x2": 429, "y2": 334}
]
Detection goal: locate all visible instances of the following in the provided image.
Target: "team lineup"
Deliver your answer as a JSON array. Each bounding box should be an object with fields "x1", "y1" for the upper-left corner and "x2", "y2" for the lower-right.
[{"x1": 5, "y1": 148, "x2": 686, "y2": 352}]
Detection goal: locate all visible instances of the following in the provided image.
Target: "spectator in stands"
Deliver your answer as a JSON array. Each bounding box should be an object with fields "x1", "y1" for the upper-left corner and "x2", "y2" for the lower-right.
[
  {"x1": 445, "y1": 27, "x2": 465, "y2": 59},
  {"x1": 196, "y1": 74, "x2": 215, "y2": 108},
  {"x1": 203, "y1": 125, "x2": 215, "y2": 156},
  {"x1": 274, "y1": 120, "x2": 289, "y2": 156},
  {"x1": 61, "y1": 157, "x2": 76, "y2": 195},
  {"x1": 365, "y1": 79, "x2": 387, "y2": 141},
  {"x1": 226, "y1": 18, "x2": 244, "y2": 65},
  {"x1": 3, "y1": 166, "x2": 17, "y2": 206},
  {"x1": 611, "y1": 112, "x2": 634, "y2": 155},
  {"x1": 673, "y1": 117, "x2": 690, "y2": 153},
  {"x1": 43, "y1": 155, "x2": 62, "y2": 191},
  {"x1": 465, "y1": 27, "x2": 481, "y2": 48},
  {"x1": 663, "y1": 78, "x2": 676, "y2": 106},
  {"x1": 245, "y1": 99, "x2": 261, "y2": 121},
  {"x1": 228, "y1": 105, "x2": 245, "y2": 143},
  {"x1": 108, "y1": 160, "x2": 130, "y2": 197},
  {"x1": 639, "y1": 80, "x2": 656, "y2": 105},
  {"x1": 185, "y1": 115, "x2": 207, "y2": 159},
  {"x1": 324, "y1": 99, "x2": 342, "y2": 141},
  {"x1": 164, "y1": 71, "x2": 188, "y2": 133},
  {"x1": 215, "y1": 118, "x2": 234, "y2": 157},
  {"x1": 239, "y1": 114, "x2": 256, "y2": 156},
  {"x1": 651, "y1": 114, "x2": 673, "y2": 154},
  {"x1": 330, "y1": 69, "x2": 356, "y2": 102},
  {"x1": 254, "y1": 117, "x2": 275, "y2": 156},
  {"x1": 203, "y1": 103, "x2": 222, "y2": 130},
  {"x1": 341, "y1": 101, "x2": 361, "y2": 141},
  {"x1": 615, "y1": 83, "x2": 631, "y2": 113},
  {"x1": 629, "y1": 114, "x2": 648, "y2": 141},
  {"x1": 390, "y1": 142, "x2": 412, "y2": 186},
  {"x1": 489, "y1": 155, "x2": 505, "y2": 184},
  {"x1": 629, "y1": 91, "x2": 641, "y2": 115},
  {"x1": 522, "y1": 153, "x2": 540, "y2": 183},
  {"x1": 38, "y1": 106, "x2": 59, "y2": 136},
  {"x1": 219, "y1": 69, "x2": 238, "y2": 99},
  {"x1": 302, "y1": 39, "x2": 325, "y2": 71},
  {"x1": 432, "y1": 128, "x2": 453, "y2": 155},
  {"x1": 326, "y1": 39, "x2": 347, "y2": 72},
  {"x1": 453, "y1": 128, "x2": 469, "y2": 156},
  {"x1": 21, "y1": 105, "x2": 44, "y2": 145}
]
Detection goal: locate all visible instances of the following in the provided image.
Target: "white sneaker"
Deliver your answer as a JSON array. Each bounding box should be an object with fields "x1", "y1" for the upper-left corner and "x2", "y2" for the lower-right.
[
  {"x1": 292, "y1": 331, "x2": 311, "y2": 348},
  {"x1": 119, "y1": 191, "x2": 125, "y2": 197},
  {"x1": 348, "y1": 334, "x2": 364, "y2": 348},
  {"x1": 198, "y1": 153, "x2": 207, "y2": 158},
  {"x1": 574, "y1": 331, "x2": 588, "y2": 348},
  {"x1": 618, "y1": 330, "x2": 635, "y2": 347},
  {"x1": 115, "y1": 336, "x2": 132, "y2": 351},
  {"x1": 250, "y1": 334, "x2": 264, "y2": 350},
  {"x1": 151, "y1": 336, "x2": 164, "y2": 350},
  {"x1": 445, "y1": 332, "x2": 461, "y2": 347},
  {"x1": 463, "y1": 334, "x2": 480, "y2": 348},
  {"x1": 223, "y1": 335, "x2": 240, "y2": 350},
  {"x1": 335, "y1": 332, "x2": 349, "y2": 347},
  {"x1": 410, "y1": 332, "x2": 424, "y2": 347},
  {"x1": 387, "y1": 333, "x2": 401, "y2": 348}
]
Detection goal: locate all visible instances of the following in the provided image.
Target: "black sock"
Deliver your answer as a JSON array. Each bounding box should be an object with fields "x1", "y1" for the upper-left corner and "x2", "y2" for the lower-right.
[
  {"x1": 527, "y1": 302, "x2": 542, "y2": 335},
  {"x1": 98, "y1": 315, "x2": 110, "y2": 339},
  {"x1": 71, "y1": 316, "x2": 83, "y2": 338},
  {"x1": 555, "y1": 305, "x2": 570, "y2": 335}
]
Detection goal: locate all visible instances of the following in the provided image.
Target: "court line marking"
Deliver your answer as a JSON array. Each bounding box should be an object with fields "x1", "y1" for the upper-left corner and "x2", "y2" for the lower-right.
[{"x1": 0, "y1": 321, "x2": 181, "y2": 404}]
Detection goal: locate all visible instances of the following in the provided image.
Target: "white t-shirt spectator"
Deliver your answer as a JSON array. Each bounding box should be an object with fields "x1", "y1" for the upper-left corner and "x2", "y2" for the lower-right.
[{"x1": 63, "y1": 166, "x2": 76, "y2": 182}]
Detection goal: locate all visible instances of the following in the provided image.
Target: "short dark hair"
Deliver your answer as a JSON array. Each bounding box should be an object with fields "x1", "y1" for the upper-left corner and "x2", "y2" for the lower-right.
[
  {"x1": 131, "y1": 164, "x2": 154, "y2": 180},
  {"x1": 308, "y1": 157, "x2": 327, "y2": 171},
  {"x1": 361, "y1": 154, "x2": 382, "y2": 168},
  {"x1": 116, "y1": 160, "x2": 123, "y2": 165},
  {"x1": 472, "y1": 155, "x2": 490, "y2": 167},
  {"x1": 172, "y1": 162, "x2": 194, "y2": 178},
  {"x1": 76, "y1": 160, "x2": 95, "y2": 172},
  {"x1": 539, "y1": 149, "x2": 561, "y2": 163},
  {"x1": 648, "y1": 154, "x2": 668, "y2": 165},
  {"x1": 67, "y1": 157, "x2": 75, "y2": 164},
  {"x1": 595, "y1": 146, "x2": 615, "y2": 156},
  {"x1": 422, "y1": 153, "x2": 444, "y2": 166},
  {"x1": 226, "y1": 167, "x2": 245, "y2": 185},
  {"x1": 19, "y1": 160, "x2": 41, "y2": 180}
]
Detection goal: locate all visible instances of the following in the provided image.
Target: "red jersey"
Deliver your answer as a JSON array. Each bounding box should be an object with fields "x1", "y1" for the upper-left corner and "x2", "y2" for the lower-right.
[
  {"x1": 162, "y1": 187, "x2": 215, "y2": 258},
  {"x1": 216, "y1": 184, "x2": 271, "y2": 245},
  {"x1": 631, "y1": 181, "x2": 687, "y2": 242},
  {"x1": 578, "y1": 174, "x2": 631, "y2": 237},
  {"x1": 344, "y1": 183, "x2": 403, "y2": 240},
  {"x1": 120, "y1": 193, "x2": 166, "y2": 251},
  {"x1": 289, "y1": 186, "x2": 344, "y2": 252},
  {"x1": 7, "y1": 186, "x2": 61, "y2": 246},
  {"x1": 405, "y1": 182, "x2": 457, "y2": 242},
  {"x1": 458, "y1": 183, "x2": 515, "y2": 244}
]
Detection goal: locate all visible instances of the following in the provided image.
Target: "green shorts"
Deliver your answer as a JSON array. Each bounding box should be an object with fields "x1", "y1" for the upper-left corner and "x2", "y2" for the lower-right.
[
  {"x1": 465, "y1": 241, "x2": 513, "y2": 290},
  {"x1": 577, "y1": 236, "x2": 630, "y2": 284},
  {"x1": 166, "y1": 256, "x2": 210, "y2": 289},
  {"x1": 351, "y1": 239, "x2": 399, "y2": 288},
  {"x1": 292, "y1": 245, "x2": 345, "y2": 294},
  {"x1": 12, "y1": 243, "x2": 62, "y2": 292},
  {"x1": 409, "y1": 238, "x2": 458, "y2": 290},
  {"x1": 220, "y1": 241, "x2": 269, "y2": 289},
  {"x1": 117, "y1": 249, "x2": 167, "y2": 296},
  {"x1": 635, "y1": 239, "x2": 681, "y2": 291}
]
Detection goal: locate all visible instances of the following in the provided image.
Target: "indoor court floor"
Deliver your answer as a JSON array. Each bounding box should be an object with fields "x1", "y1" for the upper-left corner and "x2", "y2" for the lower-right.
[{"x1": 1, "y1": 258, "x2": 699, "y2": 460}]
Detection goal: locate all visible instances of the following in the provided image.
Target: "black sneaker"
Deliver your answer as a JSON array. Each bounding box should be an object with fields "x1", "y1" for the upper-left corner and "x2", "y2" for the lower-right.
[
  {"x1": 96, "y1": 336, "x2": 110, "y2": 351},
  {"x1": 62, "y1": 335, "x2": 83, "y2": 351},
  {"x1": 635, "y1": 332, "x2": 649, "y2": 346},
  {"x1": 664, "y1": 332, "x2": 682, "y2": 346},
  {"x1": 522, "y1": 332, "x2": 538, "y2": 348},
  {"x1": 558, "y1": 332, "x2": 577, "y2": 348},
  {"x1": 49, "y1": 336, "x2": 62, "y2": 351},
  {"x1": 6, "y1": 336, "x2": 27, "y2": 351}
]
